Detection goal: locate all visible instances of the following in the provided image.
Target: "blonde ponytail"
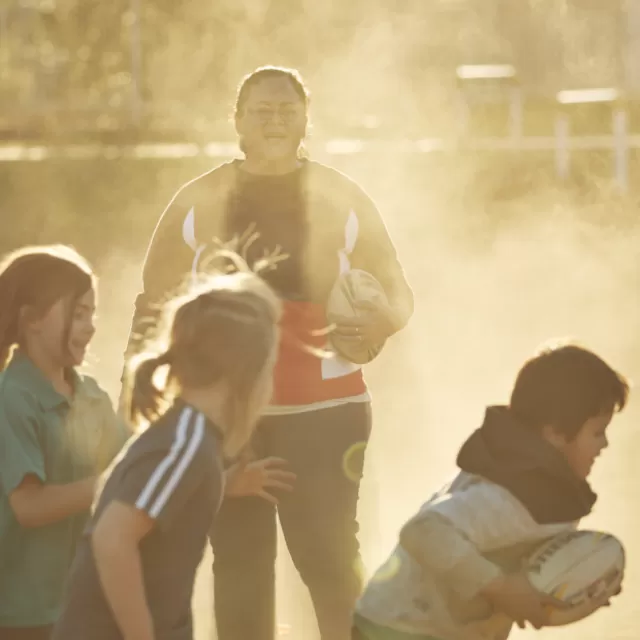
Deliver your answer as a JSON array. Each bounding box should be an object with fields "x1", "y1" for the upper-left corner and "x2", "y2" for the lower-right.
[{"x1": 126, "y1": 351, "x2": 173, "y2": 426}]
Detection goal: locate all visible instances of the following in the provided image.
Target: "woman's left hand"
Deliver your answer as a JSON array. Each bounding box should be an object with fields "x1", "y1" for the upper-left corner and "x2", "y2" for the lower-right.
[{"x1": 332, "y1": 302, "x2": 397, "y2": 346}]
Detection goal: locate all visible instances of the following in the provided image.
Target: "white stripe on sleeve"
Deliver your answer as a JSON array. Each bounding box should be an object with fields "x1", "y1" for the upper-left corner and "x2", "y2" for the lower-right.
[
  {"x1": 135, "y1": 407, "x2": 193, "y2": 511},
  {"x1": 147, "y1": 413, "x2": 205, "y2": 518}
]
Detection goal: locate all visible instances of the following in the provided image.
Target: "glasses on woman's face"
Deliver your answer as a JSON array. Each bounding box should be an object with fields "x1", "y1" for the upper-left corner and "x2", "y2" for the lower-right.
[{"x1": 246, "y1": 105, "x2": 302, "y2": 124}]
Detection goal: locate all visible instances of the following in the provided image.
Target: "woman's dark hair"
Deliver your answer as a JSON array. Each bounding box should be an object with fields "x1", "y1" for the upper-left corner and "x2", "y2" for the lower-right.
[
  {"x1": 0, "y1": 245, "x2": 95, "y2": 369},
  {"x1": 233, "y1": 66, "x2": 310, "y2": 158},
  {"x1": 509, "y1": 342, "x2": 630, "y2": 439},
  {"x1": 234, "y1": 65, "x2": 310, "y2": 119}
]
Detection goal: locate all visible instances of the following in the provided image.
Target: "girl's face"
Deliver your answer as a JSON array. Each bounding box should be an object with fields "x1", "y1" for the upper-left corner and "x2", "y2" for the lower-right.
[{"x1": 27, "y1": 287, "x2": 97, "y2": 368}]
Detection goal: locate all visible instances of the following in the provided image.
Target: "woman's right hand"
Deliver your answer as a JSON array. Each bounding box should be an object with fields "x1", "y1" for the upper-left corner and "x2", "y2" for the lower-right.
[
  {"x1": 480, "y1": 573, "x2": 571, "y2": 629},
  {"x1": 225, "y1": 457, "x2": 296, "y2": 504}
]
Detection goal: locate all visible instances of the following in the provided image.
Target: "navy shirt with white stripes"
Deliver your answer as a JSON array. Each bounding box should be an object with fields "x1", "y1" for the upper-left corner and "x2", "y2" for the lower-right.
[{"x1": 52, "y1": 400, "x2": 224, "y2": 640}]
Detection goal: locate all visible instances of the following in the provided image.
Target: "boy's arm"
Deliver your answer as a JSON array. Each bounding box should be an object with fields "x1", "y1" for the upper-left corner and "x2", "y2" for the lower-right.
[
  {"x1": 400, "y1": 511, "x2": 502, "y2": 601},
  {"x1": 399, "y1": 479, "x2": 569, "y2": 601}
]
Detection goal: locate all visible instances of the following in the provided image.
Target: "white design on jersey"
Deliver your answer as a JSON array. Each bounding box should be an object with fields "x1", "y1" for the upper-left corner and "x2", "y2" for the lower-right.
[
  {"x1": 337, "y1": 209, "x2": 359, "y2": 275},
  {"x1": 182, "y1": 206, "x2": 205, "y2": 280},
  {"x1": 182, "y1": 206, "x2": 198, "y2": 250},
  {"x1": 323, "y1": 209, "x2": 362, "y2": 380}
]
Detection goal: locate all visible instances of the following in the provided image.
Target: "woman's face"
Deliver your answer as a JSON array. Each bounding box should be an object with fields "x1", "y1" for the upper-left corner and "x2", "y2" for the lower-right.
[{"x1": 235, "y1": 76, "x2": 307, "y2": 163}]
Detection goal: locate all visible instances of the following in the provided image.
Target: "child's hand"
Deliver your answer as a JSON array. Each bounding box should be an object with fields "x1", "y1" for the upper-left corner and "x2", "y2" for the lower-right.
[
  {"x1": 480, "y1": 573, "x2": 571, "y2": 629},
  {"x1": 224, "y1": 457, "x2": 296, "y2": 504}
]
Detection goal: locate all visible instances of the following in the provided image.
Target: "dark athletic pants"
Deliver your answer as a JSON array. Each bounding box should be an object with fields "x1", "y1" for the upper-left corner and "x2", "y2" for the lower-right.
[{"x1": 210, "y1": 402, "x2": 372, "y2": 640}]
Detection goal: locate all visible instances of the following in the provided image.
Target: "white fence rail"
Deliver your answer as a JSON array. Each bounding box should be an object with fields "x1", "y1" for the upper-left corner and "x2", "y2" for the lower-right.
[{"x1": 0, "y1": 134, "x2": 634, "y2": 189}]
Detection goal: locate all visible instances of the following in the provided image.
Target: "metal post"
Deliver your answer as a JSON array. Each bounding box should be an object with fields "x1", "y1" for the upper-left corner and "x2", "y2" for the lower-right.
[
  {"x1": 455, "y1": 63, "x2": 518, "y2": 140},
  {"x1": 130, "y1": 0, "x2": 143, "y2": 127},
  {"x1": 508, "y1": 87, "x2": 523, "y2": 143},
  {"x1": 554, "y1": 113, "x2": 570, "y2": 181},
  {"x1": 556, "y1": 88, "x2": 622, "y2": 186},
  {"x1": 613, "y1": 107, "x2": 628, "y2": 191},
  {"x1": 455, "y1": 90, "x2": 470, "y2": 137},
  {"x1": 0, "y1": 7, "x2": 8, "y2": 51},
  {"x1": 622, "y1": 0, "x2": 638, "y2": 92}
]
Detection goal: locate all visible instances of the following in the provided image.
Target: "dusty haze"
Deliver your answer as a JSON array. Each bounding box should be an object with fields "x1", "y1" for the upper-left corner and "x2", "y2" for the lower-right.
[
  {"x1": 88, "y1": 150, "x2": 639, "y2": 640},
  {"x1": 4, "y1": 1, "x2": 637, "y2": 638}
]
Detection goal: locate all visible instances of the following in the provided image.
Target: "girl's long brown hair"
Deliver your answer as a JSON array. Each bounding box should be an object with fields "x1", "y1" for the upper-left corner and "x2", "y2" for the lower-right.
[{"x1": 0, "y1": 245, "x2": 94, "y2": 369}]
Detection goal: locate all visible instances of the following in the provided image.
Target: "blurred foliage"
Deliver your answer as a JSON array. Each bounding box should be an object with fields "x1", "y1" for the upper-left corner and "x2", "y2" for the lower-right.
[{"x1": 0, "y1": 0, "x2": 628, "y2": 139}]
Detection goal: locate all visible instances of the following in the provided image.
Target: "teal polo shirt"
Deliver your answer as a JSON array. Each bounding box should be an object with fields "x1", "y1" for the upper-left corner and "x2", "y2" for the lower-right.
[{"x1": 0, "y1": 352, "x2": 128, "y2": 627}]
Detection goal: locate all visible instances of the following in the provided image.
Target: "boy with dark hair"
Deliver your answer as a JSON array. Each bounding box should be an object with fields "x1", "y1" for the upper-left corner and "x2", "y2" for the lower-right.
[{"x1": 353, "y1": 343, "x2": 629, "y2": 640}]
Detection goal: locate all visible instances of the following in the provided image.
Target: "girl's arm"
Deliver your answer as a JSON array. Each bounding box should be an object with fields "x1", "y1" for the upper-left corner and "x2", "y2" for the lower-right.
[
  {"x1": 88, "y1": 413, "x2": 216, "y2": 638},
  {"x1": 9, "y1": 475, "x2": 96, "y2": 528},
  {"x1": 0, "y1": 389, "x2": 97, "y2": 527},
  {"x1": 95, "y1": 388, "x2": 132, "y2": 473},
  {"x1": 92, "y1": 500, "x2": 155, "y2": 640}
]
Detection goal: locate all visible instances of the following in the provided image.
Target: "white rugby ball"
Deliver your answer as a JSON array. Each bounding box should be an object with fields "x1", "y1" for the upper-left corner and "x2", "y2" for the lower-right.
[
  {"x1": 525, "y1": 530, "x2": 625, "y2": 626},
  {"x1": 326, "y1": 269, "x2": 389, "y2": 365}
]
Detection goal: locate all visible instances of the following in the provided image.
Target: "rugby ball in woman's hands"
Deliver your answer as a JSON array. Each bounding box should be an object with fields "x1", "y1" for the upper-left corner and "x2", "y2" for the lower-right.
[
  {"x1": 525, "y1": 530, "x2": 625, "y2": 626},
  {"x1": 326, "y1": 269, "x2": 390, "y2": 365}
]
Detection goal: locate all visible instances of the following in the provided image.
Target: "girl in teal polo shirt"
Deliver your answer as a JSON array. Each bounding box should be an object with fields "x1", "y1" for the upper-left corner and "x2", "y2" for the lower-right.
[{"x1": 0, "y1": 245, "x2": 129, "y2": 640}]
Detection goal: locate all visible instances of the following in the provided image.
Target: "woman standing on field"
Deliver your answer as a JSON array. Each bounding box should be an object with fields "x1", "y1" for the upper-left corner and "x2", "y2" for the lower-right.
[{"x1": 125, "y1": 66, "x2": 414, "y2": 640}]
